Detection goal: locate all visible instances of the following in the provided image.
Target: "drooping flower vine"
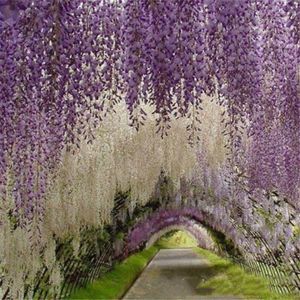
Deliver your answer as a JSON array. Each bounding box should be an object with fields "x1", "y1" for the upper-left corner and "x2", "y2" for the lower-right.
[{"x1": 0, "y1": 0, "x2": 122, "y2": 224}]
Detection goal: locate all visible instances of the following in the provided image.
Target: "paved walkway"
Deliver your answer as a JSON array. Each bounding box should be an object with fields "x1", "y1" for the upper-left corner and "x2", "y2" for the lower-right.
[{"x1": 123, "y1": 248, "x2": 239, "y2": 300}]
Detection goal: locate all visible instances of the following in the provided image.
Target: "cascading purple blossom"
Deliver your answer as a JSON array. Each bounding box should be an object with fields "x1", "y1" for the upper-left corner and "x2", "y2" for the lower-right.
[
  {"x1": 121, "y1": 0, "x2": 208, "y2": 139},
  {"x1": 0, "y1": 1, "x2": 299, "y2": 286},
  {"x1": 246, "y1": 0, "x2": 300, "y2": 206},
  {"x1": 0, "y1": 0, "x2": 123, "y2": 224}
]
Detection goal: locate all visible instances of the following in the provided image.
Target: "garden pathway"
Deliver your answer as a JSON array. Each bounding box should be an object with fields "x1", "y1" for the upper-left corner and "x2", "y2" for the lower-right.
[{"x1": 123, "y1": 248, "x2": 240, "y2": 300}]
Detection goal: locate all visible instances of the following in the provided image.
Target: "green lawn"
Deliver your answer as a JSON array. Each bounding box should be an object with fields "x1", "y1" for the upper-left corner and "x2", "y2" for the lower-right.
[
  {"x1": 194, "y1": 248, "x2": 297, "y2": 300},
  {"x1": 68, "y1": 246, "x2": 159, "y2": 299}
]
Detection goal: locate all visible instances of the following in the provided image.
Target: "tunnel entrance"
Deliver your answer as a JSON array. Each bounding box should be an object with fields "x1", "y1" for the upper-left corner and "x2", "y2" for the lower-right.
[{"x1": 152, "y1": 229, "x2": 198, "y2": 249}]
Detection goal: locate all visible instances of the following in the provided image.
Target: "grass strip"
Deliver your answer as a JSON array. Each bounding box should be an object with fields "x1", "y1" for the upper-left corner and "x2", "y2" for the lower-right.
[
  {"x1": 68, "y1": 246, "x2": 159, "y2": 299},
  {"x1": 194, "y1": 248, "x2": 297, "y2": 300}
]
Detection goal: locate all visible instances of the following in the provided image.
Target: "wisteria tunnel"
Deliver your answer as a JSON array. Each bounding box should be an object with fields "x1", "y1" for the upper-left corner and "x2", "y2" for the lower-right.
[{"x1": 0, "y1": 0, "x2": 300, "y2": 299}]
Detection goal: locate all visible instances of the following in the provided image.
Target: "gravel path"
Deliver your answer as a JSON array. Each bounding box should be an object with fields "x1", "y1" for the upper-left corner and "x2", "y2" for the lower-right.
[{"x1": 123, "y1": 248, "x2": 240, "y2": 300}]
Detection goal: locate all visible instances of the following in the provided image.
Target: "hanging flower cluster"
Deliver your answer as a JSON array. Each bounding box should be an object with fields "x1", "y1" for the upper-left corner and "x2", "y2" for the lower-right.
[
  {"x1": 246, "y1": 0, "x2": 300, "y2": 205},
  {"x1": 0, "y1": 0, "x2": 122, "y2": 224},
  {"x1": 121, "y1": 0, "x2": 207, "y2": 137},
  {"x1": 1, "y1": 0, "x2": 299, "y2": 222}
]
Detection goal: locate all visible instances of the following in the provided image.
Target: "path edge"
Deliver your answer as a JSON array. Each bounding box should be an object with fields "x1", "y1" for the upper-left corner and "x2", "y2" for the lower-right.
[{"x1": 120, "y1": 248, "x2": 161, "y2": 299}]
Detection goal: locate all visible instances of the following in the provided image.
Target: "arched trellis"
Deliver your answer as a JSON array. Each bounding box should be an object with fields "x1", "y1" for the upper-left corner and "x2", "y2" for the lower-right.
[
  {"x1": 126, "y1": 208, "x2": 213, "y2": 253},
  {"x1": 144, "y1": 224, "x2": 215, "y2": 250}
]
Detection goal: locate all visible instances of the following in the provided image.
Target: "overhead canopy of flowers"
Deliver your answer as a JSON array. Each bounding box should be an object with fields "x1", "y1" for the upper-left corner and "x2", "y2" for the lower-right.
[{"x1": 1, "y1": 0, "x2": 299, "y2": 220}]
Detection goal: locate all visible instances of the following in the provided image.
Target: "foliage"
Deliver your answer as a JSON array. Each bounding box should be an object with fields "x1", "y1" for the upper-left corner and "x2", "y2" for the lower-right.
[{"x1": 206, "y1": 227, "x2": 241, "y2": 259}]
